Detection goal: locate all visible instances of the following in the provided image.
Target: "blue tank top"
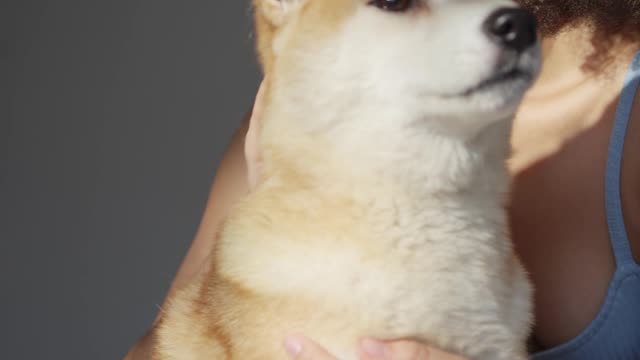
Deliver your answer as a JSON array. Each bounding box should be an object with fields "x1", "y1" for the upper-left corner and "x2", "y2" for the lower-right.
[{"x1": 531, "y1": 49, "x2": 640, "y2": 360}]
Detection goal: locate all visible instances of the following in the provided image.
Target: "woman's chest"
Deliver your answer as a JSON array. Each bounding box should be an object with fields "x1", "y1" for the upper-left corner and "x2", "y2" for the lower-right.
[{"x1": 507, "y1": 90, "x2": 640, "y2": 350}]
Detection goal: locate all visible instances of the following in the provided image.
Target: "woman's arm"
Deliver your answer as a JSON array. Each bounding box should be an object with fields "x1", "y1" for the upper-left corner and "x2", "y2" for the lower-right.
[
  {"x1": 124, "y1": 109, "x2": 253, "y2": 359},
  {"x1": 160, "y1": 111, "x2": 253, "y2": 306}
]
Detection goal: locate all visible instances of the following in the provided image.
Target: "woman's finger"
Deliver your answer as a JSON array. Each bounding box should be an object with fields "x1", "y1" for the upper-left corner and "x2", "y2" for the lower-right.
[
  {"x1": 284, "y1": 335, "x2": 339, "y2": 360},
  {"x1": 359, "y1": 338, "x2": 469, "y2": 360}
]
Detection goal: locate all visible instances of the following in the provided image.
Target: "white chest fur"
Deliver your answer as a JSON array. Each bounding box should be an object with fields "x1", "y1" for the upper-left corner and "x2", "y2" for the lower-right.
[{"x1": 218, "y1": 178, "x2": 531, "y2": 360}]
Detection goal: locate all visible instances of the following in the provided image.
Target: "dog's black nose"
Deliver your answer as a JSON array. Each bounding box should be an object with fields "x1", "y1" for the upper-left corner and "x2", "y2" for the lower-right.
[{"x1": 483, "y1": 8, "x2": 537, "y2": 53}]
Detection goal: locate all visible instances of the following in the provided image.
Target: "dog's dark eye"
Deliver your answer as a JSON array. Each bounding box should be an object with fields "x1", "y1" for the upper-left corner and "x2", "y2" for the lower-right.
[{"x1": 369, "y1": 0, "x2": 414, "y2": 12}]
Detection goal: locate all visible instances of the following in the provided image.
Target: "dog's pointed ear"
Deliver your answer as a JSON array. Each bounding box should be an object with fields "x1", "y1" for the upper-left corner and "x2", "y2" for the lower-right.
[
  {"x1": 257, "y1": 0, "x2": 303, "y2": 26},
  {"x1": 254, "y1": 0, "x2": 306, "y2": 74}
]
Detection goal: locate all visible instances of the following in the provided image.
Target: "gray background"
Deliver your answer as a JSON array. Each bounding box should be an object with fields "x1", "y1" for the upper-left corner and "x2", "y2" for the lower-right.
[{"x1": 2, "y1": 1, "x2": 260, "y2": 359}]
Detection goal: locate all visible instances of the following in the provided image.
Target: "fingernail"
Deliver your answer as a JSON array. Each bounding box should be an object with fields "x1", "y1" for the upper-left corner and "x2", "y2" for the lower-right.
[
  {"x1": 361, "y1": 338, "x2": 389, "y2": 359},
  {"x1": 284, "y1": 336, "x2": 304, "y2": 358}
]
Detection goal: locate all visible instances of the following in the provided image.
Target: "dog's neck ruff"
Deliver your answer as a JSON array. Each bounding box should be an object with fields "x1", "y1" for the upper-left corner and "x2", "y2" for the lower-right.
[{"x1": 262, "y1": 110, "x2": 513, "y2": 201}]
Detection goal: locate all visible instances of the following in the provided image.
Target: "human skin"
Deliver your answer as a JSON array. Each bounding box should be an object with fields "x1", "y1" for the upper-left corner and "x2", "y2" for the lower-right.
[{"x1": 124, "y1": 7, "x2": 640, "y2": 360}]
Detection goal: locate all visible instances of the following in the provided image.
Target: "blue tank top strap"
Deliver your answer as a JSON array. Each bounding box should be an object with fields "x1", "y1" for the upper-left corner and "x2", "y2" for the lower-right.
[
  {"x1": 605, "y1": 48, "x2": 640, "y2": 268},
  {"x1": 532, "y1": 49, "x2": 640, "y2": 360}
]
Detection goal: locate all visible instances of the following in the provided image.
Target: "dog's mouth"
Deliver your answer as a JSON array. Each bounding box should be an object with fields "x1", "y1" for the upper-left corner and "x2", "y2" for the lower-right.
[{"x1": 461, "y1": 67, "x2": 532, "y2": 97}]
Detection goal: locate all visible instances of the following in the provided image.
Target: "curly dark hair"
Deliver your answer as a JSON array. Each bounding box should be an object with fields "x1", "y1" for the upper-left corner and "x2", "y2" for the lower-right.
[
  {"x1": 516, "y1": 0, "x2": 640, "y2": 70},
  {"x1": 517, "y1": 0, "x2": 640, "y2": 37}
]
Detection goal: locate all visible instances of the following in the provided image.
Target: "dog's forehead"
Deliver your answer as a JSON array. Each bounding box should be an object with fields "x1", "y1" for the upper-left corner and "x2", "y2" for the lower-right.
[
  {"x1": 300, "y1": 0, "x2": 359, "y2": 22},
  {"x1": 298, "y1": 0, "x2": 486, "y2": 23}
]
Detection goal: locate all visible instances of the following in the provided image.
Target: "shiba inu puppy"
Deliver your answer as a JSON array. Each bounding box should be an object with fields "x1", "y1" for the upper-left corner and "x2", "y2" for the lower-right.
[{"x1": 154, "y1": 0, "x2": 541, "y2": 359}]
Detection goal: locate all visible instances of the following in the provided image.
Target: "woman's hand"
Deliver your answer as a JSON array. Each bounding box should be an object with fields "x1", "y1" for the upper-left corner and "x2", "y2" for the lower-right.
[{"x1": 284, "y1": 335, "x2": 469, "y2": 360}]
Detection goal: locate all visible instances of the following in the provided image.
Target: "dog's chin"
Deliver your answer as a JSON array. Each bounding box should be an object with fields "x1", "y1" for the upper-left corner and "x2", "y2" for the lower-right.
[
  {"x1": 461, "y1": 68, "x2": 533, "y2": 97},
  {"x1": 439, "y1": 68, "x2": 537, "y2": 114}
]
